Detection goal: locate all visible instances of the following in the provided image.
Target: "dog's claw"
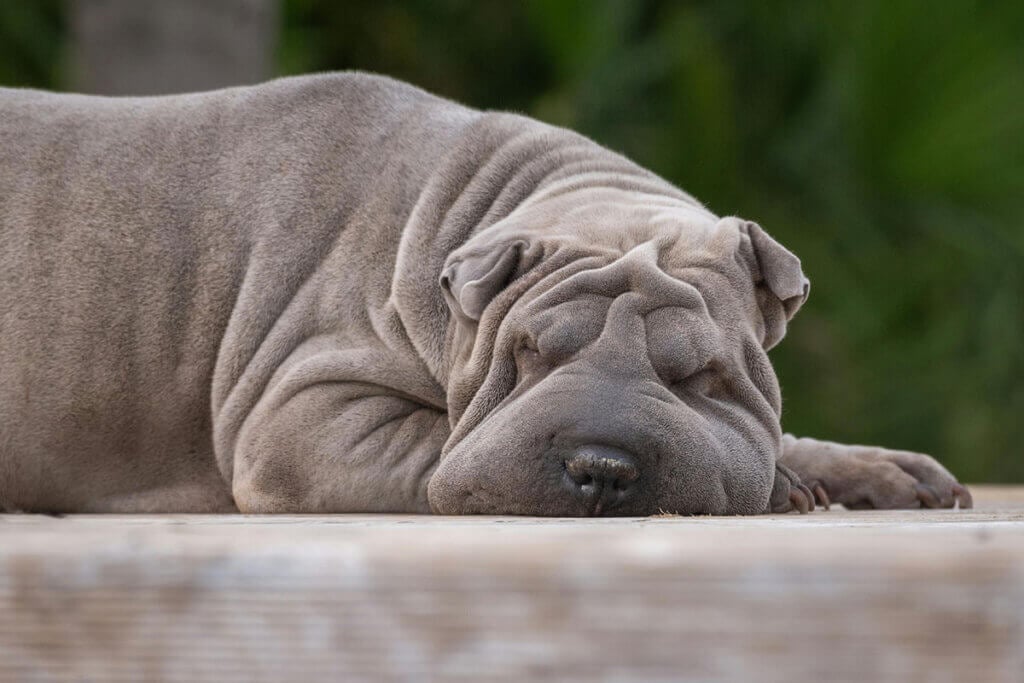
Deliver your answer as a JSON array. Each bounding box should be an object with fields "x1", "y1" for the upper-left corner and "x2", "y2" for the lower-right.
[
  {"x1": 952, "y1": 483, "x2": 973, "y2": 509},
  {"x1": 798, "y1": 483, "x2": 816, "y2": 511},
  {"x1": 914, "y1": 482, "x2": 941, "y2": 508},
  {"x1": 811, "y1": 483, "x2": 830, "y2": 511},
  {"x1": 789, "y1": 488, "x2": 810, "y2": 514}
]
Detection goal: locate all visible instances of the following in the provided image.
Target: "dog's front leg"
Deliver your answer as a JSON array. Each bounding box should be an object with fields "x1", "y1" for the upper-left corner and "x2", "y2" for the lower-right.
[
  {"x1": 777, "y1": 434, "x2": 972, "y2": 510},
  {"x1": 226, "y1": 350, "x2": 449, "y2": 514}
]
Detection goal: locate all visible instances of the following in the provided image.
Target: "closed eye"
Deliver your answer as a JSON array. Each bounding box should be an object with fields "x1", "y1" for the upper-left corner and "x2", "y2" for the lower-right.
[
  {"x1": 514, "y1": 334, "x2": 541, "y2": 362},
  {"x1": 688, "y1": 363, "x2": 733, "y2": 401},
  {"x1": 510, "y1": 335, "x2": 545, "y2": 390},
  {"x1": 667, "y1": 360, "x2": 728, "y2": 398}
]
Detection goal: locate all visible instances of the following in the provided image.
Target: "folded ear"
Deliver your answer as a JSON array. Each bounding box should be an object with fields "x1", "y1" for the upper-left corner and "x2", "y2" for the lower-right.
[
  {"x1": 440, "y1": 240, "x2": 528, "y2": 322},
  {"x1": 738, "y1": 220, "x2": 810, "y2": 349}
]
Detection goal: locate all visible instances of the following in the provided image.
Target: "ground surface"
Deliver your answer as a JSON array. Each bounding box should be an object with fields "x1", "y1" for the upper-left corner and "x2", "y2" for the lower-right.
[{"x1": 2, "y1": 486, "x2": 1022, "y2": 682}]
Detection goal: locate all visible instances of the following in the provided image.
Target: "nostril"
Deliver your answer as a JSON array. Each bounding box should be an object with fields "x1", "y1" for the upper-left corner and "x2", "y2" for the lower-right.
[
  {"x1": 563, "y1": 444, "x2": 639, "y2": 514},
  {"x1": 565, "y1": 456, "x2": 596, "y2": 487}
]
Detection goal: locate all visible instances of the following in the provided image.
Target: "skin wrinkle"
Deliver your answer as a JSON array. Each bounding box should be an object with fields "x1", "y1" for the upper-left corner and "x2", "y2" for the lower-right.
[
  {"x1": 492, "y1": 144, "x2": 603, "y2": 219},
  {"x1": 407, "y1": 411, "x2": 447, "y2": 485},
  {"x1": 431, "y1": 135, "x2": 509, "y2": 241},
  {"x1": 435, "y1": 126, "x2": 562, "y2": 242},
  {"x1": 638, "y1": 381, "x2": 679, "y2": 408},
  {"x1": 213, "y1": 235, "x2": 337, "y2": 471},
  {"x1": 350, "y1": 403, "x2": 423, "y2": 453},
  {"x1": 384, "y1": 131, "x2": 570, "y2": 385},
  {"x1": 472, "y1": 139, "x2": 594, "y2": 231},
  {"x1": 694, "y1": 390, "x2": 762, "y2": 454},
  {"x1": 526, "y1": 171, "x2": 695, "y2": 212}
]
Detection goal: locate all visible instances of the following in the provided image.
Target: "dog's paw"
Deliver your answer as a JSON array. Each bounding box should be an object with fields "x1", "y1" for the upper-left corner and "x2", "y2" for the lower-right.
[
  {"x1": 780, "y1": 436, "x2": 972, "y2": 510},
  {"x1": 768, "y1": 462, "x2": 830, "y2": 514}
]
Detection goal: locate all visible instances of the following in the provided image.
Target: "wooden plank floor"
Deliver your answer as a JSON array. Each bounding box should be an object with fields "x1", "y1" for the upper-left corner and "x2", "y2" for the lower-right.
[{"x1": 2, "y1": 486, "x2": 1022, "y2": 682}]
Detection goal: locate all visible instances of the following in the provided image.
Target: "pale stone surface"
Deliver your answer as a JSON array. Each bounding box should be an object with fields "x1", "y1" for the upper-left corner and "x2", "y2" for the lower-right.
[{"x1": 1, "y1": 486, "x2": 1022, "y2": 682}]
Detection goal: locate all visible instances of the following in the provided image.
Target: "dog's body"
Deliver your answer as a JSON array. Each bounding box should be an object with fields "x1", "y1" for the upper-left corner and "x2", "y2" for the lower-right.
[{"x1": 0, "y1": 73, "x2": 968, "y2": 515}]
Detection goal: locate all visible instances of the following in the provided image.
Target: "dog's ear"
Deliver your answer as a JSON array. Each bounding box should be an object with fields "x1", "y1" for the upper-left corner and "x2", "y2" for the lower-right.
[
  {"x1": 440, "y1": 240, "x2": 529, "y2": 322},
  {"x1": 736, "y1": 219, "x2": 810, "y2": 349}
]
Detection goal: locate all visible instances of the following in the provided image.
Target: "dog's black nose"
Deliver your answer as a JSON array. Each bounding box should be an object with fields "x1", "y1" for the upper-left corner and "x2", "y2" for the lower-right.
[{"x1": 564, "y1": 444, "x2": 639, "y2": 515}]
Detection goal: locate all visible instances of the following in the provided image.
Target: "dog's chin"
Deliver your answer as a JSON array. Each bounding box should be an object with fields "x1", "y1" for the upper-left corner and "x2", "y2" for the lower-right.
[
  {"x1": 427, "y1": 467, "x2": 771, "y2": 516},
  {"x1": 426, "y1": 456, "x2": 582, "y2": 516},
  {"x1": 428, "y1": 487, "x2": 586, "y2": 516}
]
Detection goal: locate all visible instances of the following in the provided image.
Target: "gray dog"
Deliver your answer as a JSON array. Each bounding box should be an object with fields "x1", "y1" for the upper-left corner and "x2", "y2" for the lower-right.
[{"x1": 0, "y1": 73, "x2": 971, "y2": 515}]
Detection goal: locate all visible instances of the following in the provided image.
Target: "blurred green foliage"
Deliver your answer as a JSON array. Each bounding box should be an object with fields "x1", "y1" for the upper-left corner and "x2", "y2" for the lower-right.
[
  {"x1": 2, "y1": 1, "x2": 1021, "y2": 480},
  {"x1": 0, "y1": 0, "x2": 63, "y2": 87}
]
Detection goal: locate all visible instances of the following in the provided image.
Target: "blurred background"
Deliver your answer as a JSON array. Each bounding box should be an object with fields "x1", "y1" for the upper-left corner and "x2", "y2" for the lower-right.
[{"x1": 1, "y1": 0, "x2": 1020, "y2": 482}]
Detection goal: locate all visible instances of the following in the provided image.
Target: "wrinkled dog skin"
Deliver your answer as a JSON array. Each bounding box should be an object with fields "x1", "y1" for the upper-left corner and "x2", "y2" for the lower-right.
[{"x1": 0, "y1": 73, "x2": 970, "y2": 515}]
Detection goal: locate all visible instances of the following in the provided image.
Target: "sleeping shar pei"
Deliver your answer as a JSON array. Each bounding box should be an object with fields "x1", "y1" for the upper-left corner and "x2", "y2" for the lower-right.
[{"x1": 0, "y1": 73, "x2": 971, "y2": 515}]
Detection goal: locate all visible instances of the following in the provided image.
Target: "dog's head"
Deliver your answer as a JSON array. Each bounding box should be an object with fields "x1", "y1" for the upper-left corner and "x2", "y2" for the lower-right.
[{"x1": 428, "y1": 187, "x2": 808, "y2": 515}]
